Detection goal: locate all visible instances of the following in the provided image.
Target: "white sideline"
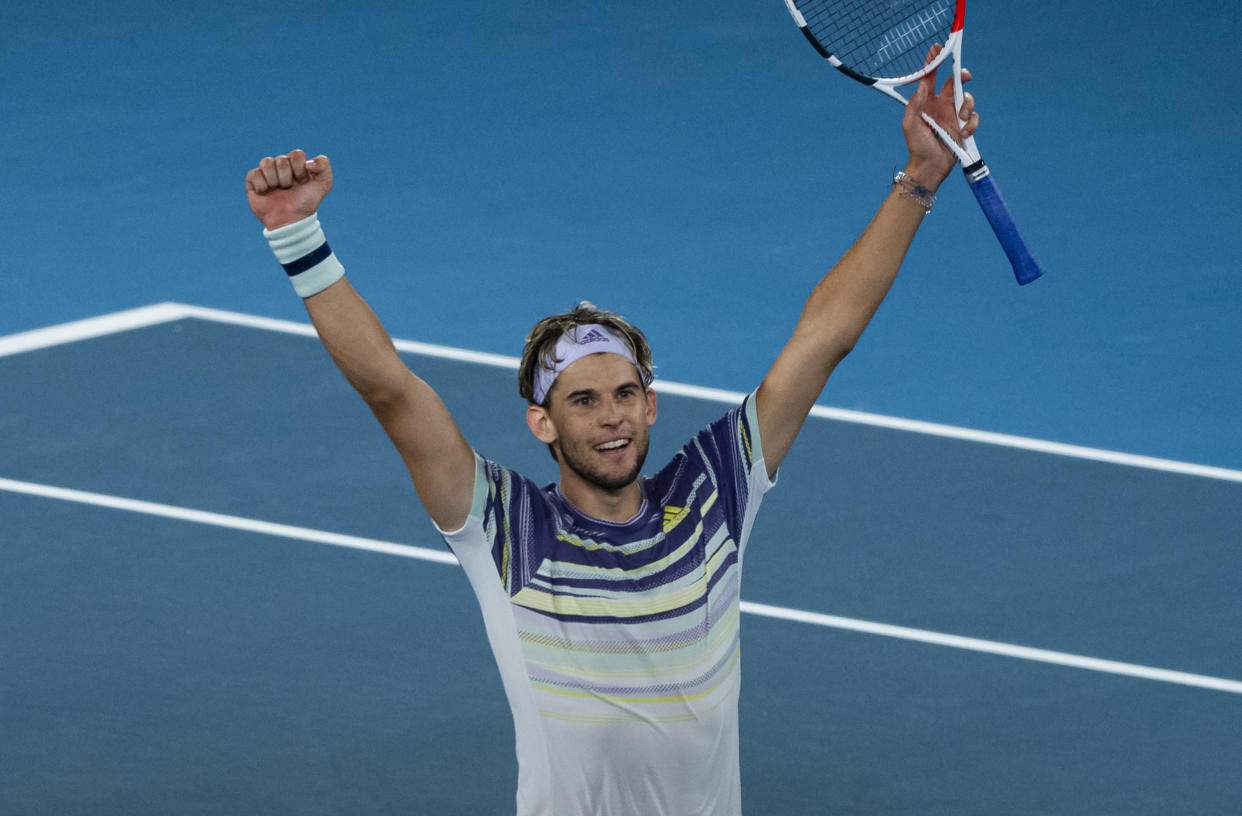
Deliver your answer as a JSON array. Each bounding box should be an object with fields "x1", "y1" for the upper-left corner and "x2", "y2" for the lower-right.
[{"x1": 3, "y1": 474, "x2": 1240, "y2": 696}]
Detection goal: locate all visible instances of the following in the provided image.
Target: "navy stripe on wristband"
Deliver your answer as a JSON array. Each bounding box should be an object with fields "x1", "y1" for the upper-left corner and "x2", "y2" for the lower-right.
[{"x1": 282, "y1": 242, "x2": 334, "y2": 276}]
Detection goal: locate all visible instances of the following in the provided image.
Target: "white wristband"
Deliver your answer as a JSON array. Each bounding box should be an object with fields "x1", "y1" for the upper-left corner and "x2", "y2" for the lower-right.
[{"x1": 263, "y1": 213, "x2": 345, "y2": 298}]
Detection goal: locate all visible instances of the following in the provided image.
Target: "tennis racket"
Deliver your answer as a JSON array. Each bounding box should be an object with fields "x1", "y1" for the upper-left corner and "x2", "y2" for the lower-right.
[{"x1": 784, "y1": 0, "x2": 1042, "y2": 285}]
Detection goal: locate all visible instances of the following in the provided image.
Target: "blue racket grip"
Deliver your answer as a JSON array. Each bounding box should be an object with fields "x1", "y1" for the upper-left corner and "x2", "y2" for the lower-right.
[{"x1": 964, "y1": 163, "x2": 1043, "y2": 285}]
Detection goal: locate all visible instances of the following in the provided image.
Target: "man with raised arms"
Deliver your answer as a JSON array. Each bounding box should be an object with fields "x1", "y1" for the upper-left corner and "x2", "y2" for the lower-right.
[{"x1": 245, "y1": 56, "x2": 977, "y2": 816}]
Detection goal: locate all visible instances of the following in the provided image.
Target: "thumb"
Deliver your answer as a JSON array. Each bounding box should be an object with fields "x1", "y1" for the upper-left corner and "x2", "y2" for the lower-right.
[{"x1": 307, "y1": 154, "x2": 333, "y2": 185}]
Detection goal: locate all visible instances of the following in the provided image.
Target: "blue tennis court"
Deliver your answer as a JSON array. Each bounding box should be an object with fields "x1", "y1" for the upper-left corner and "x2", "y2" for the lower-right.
[{"x1": 4, "y1": 0, "x2": 1241, "y2": 812}]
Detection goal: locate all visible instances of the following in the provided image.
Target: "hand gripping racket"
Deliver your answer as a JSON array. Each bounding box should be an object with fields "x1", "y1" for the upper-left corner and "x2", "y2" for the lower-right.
[{"x1": 784, "y1": 0, "x2": 1043, "y2": 285}]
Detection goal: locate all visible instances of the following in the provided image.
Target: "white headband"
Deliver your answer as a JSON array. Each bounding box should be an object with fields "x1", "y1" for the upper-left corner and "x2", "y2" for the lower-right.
[{"x1": 532, "y1": 324, "x2": 641, "y2": 405}]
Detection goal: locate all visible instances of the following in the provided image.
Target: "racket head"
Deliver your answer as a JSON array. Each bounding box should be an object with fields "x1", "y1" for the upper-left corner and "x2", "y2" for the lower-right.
[{"x1": 785, "y1": 0, "x2": 964, "y2": 84}]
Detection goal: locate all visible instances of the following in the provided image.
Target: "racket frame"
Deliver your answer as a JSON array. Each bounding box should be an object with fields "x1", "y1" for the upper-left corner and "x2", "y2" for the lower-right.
[
  {"x1": 784, "y1": 0, "x2": 974, "y2": 162},
  {"x1": 783, "y1": 0, "x2": 1042, "y2": 285}
]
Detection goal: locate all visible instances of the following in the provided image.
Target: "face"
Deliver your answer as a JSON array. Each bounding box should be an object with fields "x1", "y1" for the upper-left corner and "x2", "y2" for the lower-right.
[{"x1": 528, "y1": 352, "x2": 657, "y2": 493}]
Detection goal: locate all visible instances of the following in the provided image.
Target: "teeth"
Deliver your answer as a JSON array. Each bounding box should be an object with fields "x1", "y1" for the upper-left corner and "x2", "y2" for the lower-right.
[{"x1": 596, "y1": 439, "x2": 628, "y2": 450}]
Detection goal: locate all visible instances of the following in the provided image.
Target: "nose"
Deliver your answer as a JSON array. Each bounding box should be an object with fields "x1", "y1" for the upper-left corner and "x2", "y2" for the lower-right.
[{"x1": 600, "y1": 395, "x2": 624, "y2": 427}]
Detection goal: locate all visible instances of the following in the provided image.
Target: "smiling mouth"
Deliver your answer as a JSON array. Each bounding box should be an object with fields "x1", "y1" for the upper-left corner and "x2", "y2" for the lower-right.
[{"x1": 594, "y1": 439, "x2": 630, "y2": 452}]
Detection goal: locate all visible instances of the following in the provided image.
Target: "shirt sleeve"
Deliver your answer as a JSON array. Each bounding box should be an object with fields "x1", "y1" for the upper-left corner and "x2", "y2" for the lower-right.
[
  {"x1": 686, "y1": 390, "x2": 776, "y2": 544},
  {"x1": 437, "y1": 453, "x2": 560, "y2": 596}
]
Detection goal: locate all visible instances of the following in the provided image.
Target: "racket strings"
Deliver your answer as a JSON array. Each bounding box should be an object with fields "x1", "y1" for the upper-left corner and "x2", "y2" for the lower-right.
[{"x1": 794, "y1": 0, "x2": 955, "y2": 79}]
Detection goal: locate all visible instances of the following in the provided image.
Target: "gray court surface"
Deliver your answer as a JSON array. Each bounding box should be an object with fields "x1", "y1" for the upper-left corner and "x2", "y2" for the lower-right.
[{"x1": 3, "y1": 310, "x2": 1239, "y2": 814}]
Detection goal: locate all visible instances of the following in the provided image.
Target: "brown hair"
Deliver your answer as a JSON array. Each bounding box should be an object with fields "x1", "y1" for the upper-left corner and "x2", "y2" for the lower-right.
[{"x1": 518, "y1": 301, "x2": 655, "y2": 406}]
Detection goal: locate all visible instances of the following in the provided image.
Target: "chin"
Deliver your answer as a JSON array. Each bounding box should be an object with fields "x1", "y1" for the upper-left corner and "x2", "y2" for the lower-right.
[{"x1": 563, "y1": 444, "x2": 648, "y2": 493}]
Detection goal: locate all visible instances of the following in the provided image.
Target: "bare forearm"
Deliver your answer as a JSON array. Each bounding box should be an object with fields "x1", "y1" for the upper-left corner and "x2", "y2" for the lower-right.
[
  {"x1": 794, "y1": 167, "x2": 932, "y2": 371},
  {"x1": 302, "y1": 277, "x2": 412, "y2": 404},
  {"x1": 295, "y1": 256, "x2": 477, "y2": 533},
  {"x1": 756, "y1": 165, "x2": 938, "y2": 473}
]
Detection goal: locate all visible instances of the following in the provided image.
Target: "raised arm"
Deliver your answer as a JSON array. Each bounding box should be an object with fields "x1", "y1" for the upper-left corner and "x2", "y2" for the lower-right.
[
  {"x1": 755, "y1": 52, "x2": 979, "y2": 478},
  {"x1": 245, "y1": 150, "x2": 475, "y2": 531}
]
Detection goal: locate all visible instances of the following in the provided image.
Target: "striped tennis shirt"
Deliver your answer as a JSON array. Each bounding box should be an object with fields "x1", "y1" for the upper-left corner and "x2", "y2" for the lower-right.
[{"x1": 440, "y1": 393, "x2": 774, "y2": 816}]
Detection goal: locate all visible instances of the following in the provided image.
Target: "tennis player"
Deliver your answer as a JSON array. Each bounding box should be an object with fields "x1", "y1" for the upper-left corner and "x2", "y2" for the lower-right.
[{"x1": 246, "y1": 60, "x2": 976, "y2": 816}]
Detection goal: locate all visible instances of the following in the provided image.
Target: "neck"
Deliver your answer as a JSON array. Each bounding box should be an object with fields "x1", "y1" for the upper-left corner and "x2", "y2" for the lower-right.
[{"x1": 558, "y1": 475, "x2": 644, "y2": 523}]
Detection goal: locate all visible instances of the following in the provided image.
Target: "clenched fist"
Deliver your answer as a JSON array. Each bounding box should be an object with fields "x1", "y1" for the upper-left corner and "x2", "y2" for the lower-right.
[{"x1": 245, "y1": 149, "x2": 333, "y2": 231}]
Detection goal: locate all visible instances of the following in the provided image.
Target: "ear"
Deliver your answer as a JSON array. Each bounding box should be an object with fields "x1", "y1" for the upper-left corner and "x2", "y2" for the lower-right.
[
  {"x1": 644, "y1": 387, "x2": 658, "y2": 427},
  {"x1": 526, "y1": 403, "x2": 558, "y2": 445}
]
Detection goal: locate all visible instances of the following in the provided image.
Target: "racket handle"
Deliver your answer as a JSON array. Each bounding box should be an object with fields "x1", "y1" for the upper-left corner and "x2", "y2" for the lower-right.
[{"x1": 963, "y1": 162, "x2": 1043, "y2": 286}]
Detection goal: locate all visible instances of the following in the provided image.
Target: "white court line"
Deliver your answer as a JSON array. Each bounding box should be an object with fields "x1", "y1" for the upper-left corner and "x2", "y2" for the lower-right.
[
  {"x1": 4, "y1": 302, "x2": 1241, "y2": 483},
  {"x1": 0, "y1": 303, "x2": 191, "y2": 358},
  {"x1": 0, "y1": 476, "x2": 457, "y2": 565},
  {"x1": 3, "y1": 474, "x2": 1240, "y2": 696},
  {"x1": 740, "y1": 602, "x2": 1242, "y2": 696}
]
